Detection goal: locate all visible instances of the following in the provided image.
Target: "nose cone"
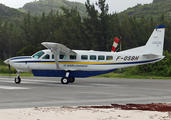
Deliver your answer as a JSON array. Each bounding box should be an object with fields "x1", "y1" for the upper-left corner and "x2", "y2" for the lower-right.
[{"x1": 4, "y1": 59, "x2": 10, "y2": 65}]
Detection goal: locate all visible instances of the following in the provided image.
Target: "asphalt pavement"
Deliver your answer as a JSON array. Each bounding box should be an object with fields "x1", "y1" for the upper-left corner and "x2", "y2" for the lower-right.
[{"x1": 0, "y1": 76, "x2": 171, "y2": 109}]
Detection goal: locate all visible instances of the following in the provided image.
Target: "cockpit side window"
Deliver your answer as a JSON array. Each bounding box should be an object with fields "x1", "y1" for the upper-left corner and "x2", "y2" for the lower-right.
[
  {"x1": 32, "y1": 51, "x2": 44, "y2": 59},
  {"x1": 42, "y1": 54, "x2": 50, "y2": 59}
]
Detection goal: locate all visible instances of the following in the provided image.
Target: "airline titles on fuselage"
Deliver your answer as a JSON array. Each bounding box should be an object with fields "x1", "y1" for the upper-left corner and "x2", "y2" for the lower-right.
[{"x1": 63, "y1": 64, "x2": 88, "y2": 67}]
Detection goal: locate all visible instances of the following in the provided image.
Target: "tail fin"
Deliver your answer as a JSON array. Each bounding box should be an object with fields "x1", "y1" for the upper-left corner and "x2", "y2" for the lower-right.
[
  {"x1": 111, "y1": 37, "x2": 120, "y2": 52},
  {"x1": 119, "y1": 25, "x2": 165, "y2": 56},
  {"x1": 144, "y1": 25, "x2": 165, "y2": 56}
]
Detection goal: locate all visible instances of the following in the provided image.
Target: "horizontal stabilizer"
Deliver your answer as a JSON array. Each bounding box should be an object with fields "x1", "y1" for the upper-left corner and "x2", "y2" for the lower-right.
[{"x1": 143, "y1": 53, "x2": 159, "y2": 56}]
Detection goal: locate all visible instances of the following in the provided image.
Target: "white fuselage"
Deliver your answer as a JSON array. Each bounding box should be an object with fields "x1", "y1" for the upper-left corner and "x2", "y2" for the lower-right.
[{"x1": 8, "y1": 49, "x2": 163, "y2": 75}]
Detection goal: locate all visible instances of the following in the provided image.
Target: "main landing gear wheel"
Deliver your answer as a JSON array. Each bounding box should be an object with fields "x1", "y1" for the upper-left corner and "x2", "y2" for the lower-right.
[
  {"x1": 61, "y1": 77, "x2": 69, "y2": 84},
  {"x1": 14, "y1": 76, "x2": 21, "y2": 84},
  {"x1": 69, "y1": 77, "x2": 75, "y2": 83}
]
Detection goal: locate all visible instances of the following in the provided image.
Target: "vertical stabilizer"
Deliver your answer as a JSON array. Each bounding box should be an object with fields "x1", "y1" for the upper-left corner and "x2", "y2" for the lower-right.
[{"x1": 145, "y1": 25, "x2": 165, "y2": 56}]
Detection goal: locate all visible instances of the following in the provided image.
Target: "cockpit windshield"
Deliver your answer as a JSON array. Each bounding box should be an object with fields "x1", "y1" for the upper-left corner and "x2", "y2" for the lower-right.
[{"x1": 32, "y1": 51, "x2": 45, "y2": 59}]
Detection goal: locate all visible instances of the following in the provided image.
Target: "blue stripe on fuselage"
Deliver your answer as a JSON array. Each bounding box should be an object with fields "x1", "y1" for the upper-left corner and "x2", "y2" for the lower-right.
[
  {"x1": 32, "y1": 69, "x2": 117, "y2": 78},
  {"x1": 13, "y1": 61, "x2": 55, "y2": 63},
  {"x1": 10, "y1": 56, "x2": 32, "y2": 61}
]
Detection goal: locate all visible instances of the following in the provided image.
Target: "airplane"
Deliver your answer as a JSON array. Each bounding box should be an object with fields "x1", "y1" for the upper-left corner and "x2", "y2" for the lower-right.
[{"x1": 4, "y1": 25, "x2": 165, "y2": 84}]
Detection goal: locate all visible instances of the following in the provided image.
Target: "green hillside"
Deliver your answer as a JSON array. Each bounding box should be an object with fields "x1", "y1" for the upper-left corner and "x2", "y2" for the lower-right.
[
  {"x1": 0, "y1": 4, "x2": 25, "y2": 23},
  {"x1": 19, "y1": 0, "x2": 87, "y2": 17},
  {"x1": 119, "y1": 0, "x2": 171, "y2": 20}
]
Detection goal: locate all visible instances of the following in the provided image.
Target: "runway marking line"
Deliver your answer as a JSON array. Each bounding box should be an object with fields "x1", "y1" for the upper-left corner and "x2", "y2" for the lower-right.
[{"x1": 0, "y1": 86, "x2": 30, "y2": 90}]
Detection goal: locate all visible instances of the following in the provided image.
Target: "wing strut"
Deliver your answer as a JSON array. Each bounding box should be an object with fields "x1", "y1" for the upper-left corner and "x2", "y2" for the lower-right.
[
  {"x1": 51, "y1": 48, "x2": 60, "y2": 69},
  {"x1": 41, "y1": 42, "x2": 77, "y2": 69}
]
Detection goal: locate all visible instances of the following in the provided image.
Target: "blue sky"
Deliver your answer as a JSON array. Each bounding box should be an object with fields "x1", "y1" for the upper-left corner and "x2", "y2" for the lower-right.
[{"x1": 0, "y1": 0, "x2": 153, "y2": 13}]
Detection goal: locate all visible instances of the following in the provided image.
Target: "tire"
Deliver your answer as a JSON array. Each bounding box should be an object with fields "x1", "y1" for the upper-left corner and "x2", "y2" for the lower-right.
[
  {"x1": 61, "y1": 77, "x2": 69, "y2": 84},
  {"x1": 14, "y1": 77, "x2": 21, "y2": 84},
  {"x1": 69, "y1": 77, "x2": 75, "y2": 83}
]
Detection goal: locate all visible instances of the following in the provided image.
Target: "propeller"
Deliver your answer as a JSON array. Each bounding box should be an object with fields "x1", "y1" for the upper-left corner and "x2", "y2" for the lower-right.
[{"x1": 4, "y1": 59, "x2": 11, "y2": 76}]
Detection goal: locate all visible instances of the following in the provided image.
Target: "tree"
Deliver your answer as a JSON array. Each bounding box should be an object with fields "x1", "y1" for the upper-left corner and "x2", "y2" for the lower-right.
[
  {"x1": 60, "y1": 7, "x2": 86, "y2": 49},
  {"x1": 120, "y1": 14, "x2": 131, "y2": 50},
  {"x1": 106, "y1": 13, "x2": 121, "y2": 51},
  {"x1": 85, "y1": 0, "x2": 99, "y2": 50},
  {"x1": 159, "y1": 13, "x2": 165, "y2": 25},
  {"x1": 96, "y1": 0, "x2": 109, "y2": 51},
  {"x1": 20, "y1": 11, "x2": 34, "y2": 45},
  {"x1": 85, "y1": 0, "x2": 110, "y2": 51}
]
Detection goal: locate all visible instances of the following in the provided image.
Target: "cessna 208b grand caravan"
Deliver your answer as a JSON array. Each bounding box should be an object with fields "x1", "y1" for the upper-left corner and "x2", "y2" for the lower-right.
[{"x1": 4, "y1": 25, "x2": 165, "y2": 84}]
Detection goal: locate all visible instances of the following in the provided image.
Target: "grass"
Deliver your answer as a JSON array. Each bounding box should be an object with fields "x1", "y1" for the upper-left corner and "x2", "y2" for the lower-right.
[
  {"x1": 0, "y1": 73, "x2": 34, "y2": 77},
  {"x1": 0, "y1": 65, "x2": 33, "y2": 77}
]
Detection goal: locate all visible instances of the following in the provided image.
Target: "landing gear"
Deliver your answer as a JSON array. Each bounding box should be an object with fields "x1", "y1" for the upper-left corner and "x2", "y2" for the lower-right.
[
  {"x1": 61, "y1": 77, "x2": 69, "y2": 84},
  {"x1": 61, "y1": 77, "x2": 75, "y2": 84},
  {"x1": 14, "y1": 76, "x2": 21, "y2": 84},
  {"x1": 61, "y1": 71, "x2": 75, "y2": 84},
  {"x1": 14, "y1": 72, "x2": 21, "y2": 84},
  {"x1": 69, "y1": 77, "x2": 75, "y2": 83}
]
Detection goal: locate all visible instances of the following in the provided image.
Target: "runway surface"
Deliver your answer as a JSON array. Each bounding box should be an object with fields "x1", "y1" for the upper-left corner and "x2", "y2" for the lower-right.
[{"x1": 0, "y1": 76, "x2": 171, "y2": 109}]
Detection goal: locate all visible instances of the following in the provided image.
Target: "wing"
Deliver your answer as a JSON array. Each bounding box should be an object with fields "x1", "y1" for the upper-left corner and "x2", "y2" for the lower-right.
[
  {"x1": 42, "y1": 42, "x2": 76, "y2": 54},
  {"x1": 41, "y1": 42, "x2": 76, "y2": 69}
]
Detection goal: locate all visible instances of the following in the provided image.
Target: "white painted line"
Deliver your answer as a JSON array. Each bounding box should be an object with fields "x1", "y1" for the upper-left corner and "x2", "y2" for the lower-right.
[
  {"x1": 0, "y1": 81, "x2": 14, "y2": 83},
  {"x1": 91, "y1": 83, "x2": 120, "y2": 87},
  {"x1": 22, "y1": 79, "x2": 59, "y2": 83},
  {"x1": 0, "y1": 78, "x2": 59, "y2": 83},
  {"x1": 0, "y1": 78, "x2": 13, "y2": 80},
  {"x1": 0, "y1": 86, "x2": 30, "y2": 90}
]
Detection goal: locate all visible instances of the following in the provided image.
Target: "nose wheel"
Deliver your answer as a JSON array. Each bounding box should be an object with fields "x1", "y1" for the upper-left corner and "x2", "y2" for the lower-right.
[
  {"x1": 14, "y1": 76, "x2": 21, "y2": 84},
  {"x1": 14, "y1": 72, "x2": 21, "y2": 84}
]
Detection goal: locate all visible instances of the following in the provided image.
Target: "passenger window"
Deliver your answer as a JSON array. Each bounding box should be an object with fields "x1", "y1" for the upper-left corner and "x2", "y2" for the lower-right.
[
  {"x1": 106, "y1": 56, "x2": 113, "y2": 60},
  {"x1": 70, "y1": 55, "x2": 76, "y2": 60},
  {"x1": 59, "y1": 54, "x2": 66, "y2": 59},
  {"x1": 42, "y1": 54, "x2": 50, "y2": 59},
  {"x1": 90, "y1": 55, "x2": 96, "y2": 60},
  {"x1": 98, "y1": 55, "x2": 105, "y2": 60},
  {"x1": 81, "y1": 55, "x2": 88, "y2": 60}
]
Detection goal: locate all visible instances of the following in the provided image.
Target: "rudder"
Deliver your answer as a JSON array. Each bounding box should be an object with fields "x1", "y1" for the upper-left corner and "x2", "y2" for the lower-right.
[{"x1": 145, "y1": 25, "x2": 165, "y2": 56}]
